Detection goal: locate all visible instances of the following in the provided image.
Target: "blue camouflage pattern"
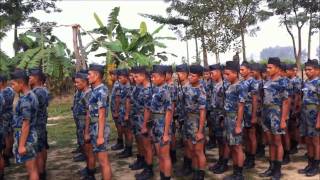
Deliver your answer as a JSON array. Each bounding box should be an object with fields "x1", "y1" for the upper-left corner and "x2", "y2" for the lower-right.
[
  {"x1": 1, "y1": 87, "x2": 15, "y2": 135},
  {"x1": 116, "y1": 82, "x2": 131, "y2": 126},
  {"x1": 77, "y1": 88, "x2": 92, "y2": 146},
  {"x1": 242, "y1": 77, "x2": 259, "y2": 128},
  {"x1": 110, "y1": 81, "x2": 120, "y2": 116},
  {"x1": 0, "y1": 92, "x2": 4, "y2": 150},
  {"x1": 210, "y1": 80, "x2": 226, "y2": 138}
]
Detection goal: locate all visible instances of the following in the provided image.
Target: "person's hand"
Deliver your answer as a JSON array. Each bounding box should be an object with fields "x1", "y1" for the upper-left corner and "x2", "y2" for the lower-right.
[
  {"x1": 141, "y1": 125, "x2": 148, "y2": 135},
  {"x1": 234, "y1": 125, "x2": 242, "y2": 135},
  {"x1": 280, "y1": 121, "x2": 286, "y2": 130},
  {"x1": 162, "y1": 134, "x2": 170, "y2": 144},
  {"x1": 97, "y1": 137, "x2": 105, "y2": 146},
  {"x1": 113, "y1": 113, "x2": 119, "y2": 120},
  {"x1": 195, "y1": 131, "x2": 204, "y2": 141},
  {"x1": 124, "y1": 115, "x2": 129, "y2": 121},
  {"x1": 251, "y1": 116, "x2": 257, "y2": 125},
  {"x1": 84, "y1": 132, "x2": 90, "y2": 143},
  {"x1": 18, "y1": 145, "x2": 27, "y2": 155}
]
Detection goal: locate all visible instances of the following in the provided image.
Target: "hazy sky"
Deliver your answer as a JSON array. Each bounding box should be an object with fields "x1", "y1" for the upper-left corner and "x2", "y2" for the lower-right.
[{"x1": 1, "y1": 0, "x2": 319, "y2": 65}]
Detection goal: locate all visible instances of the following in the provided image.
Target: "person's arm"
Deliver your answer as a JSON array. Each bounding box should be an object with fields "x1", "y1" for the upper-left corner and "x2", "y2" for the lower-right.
[
  {"x1": 125, "y1": 98, "x2": 131, "y2": 121},
  {"x1": 19, "y1": 120, "x2": 30, "y2": 155},
  {"x1": 97, "y1": 107, "x2": 106, "y2": 145},
  {"x1": 236, "y1": 102, "x2": 245, "y2": 129},
  {"x1": 164, "y1": 109, "x2": 172, "y2": 136},
  {"x1": 251, "y1": 94, "x2": 258, "y2": 124},
  {"x1": 114, "y1": 95, "x2": 120, "y2": 118},
  {"x1": 199, "y1": 108, "x2": 206, "y2": 133},
  {"x1": 84, "y1": 111, "x2": 90, "y2": 142},
  {"x1": 281, "y1": 98, "x2": 290, "y2": 128}
]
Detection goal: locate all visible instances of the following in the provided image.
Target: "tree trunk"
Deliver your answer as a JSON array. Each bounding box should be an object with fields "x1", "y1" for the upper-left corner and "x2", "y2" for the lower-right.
[
  {"x1": 296, "y1": 27, "x2": 302, "y2": 71},
  {"x1": 307, "y1": 14, "x2": 312, "y2": 59},
  {"x1": 215, "y1": 52, "x2": 220, "y2": 64},
  {"x1": 13, "y1": 23, "x2": 19, "y2": 55},
  {"x1": 201, "y1": 34, "x2": 208, "y2": 67},
  {"x1": 194, "y1": 35, "x2": 199, "y2": 63},
  {"x1": 72, "y1": 25, "x2": 82, "y2": 72},
  {"x1": 185, "y1": 27, "x2": 189, "y2": 63},
  {"x1": 240, "y1": 27, "x2": 246, "y2": 63}
]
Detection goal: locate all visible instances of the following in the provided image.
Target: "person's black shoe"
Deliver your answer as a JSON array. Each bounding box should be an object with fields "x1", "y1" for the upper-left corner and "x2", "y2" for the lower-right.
[
  {"x1": 298, "y1": 157, "x2": 313, "y2": 174},
  {"x1": 256, "y1": 145, "x2": 265, "y2": 158},
  {"x1": 282, "y1": 151, "x2": 290, "y2": 165},
  {"x1": 198, "y1": 170, "x2": 205, "y2": 180},
  {"x1": 111, "y1": 138, "x2": 124, "y2": 151},
  {"x1": 305, "y1": 160, "x2": 319, "y2": 177},
  {"x1": 39, "y1": 171, "x2": 47, "y2": 180},
  {"x1": 175, "y1": 157, "x2": 192, "y2": 177},
  {"x1": 259, "y1": 160, "x2": 274, "y2": 177},
  {"x1": 271, "y1": 161, "x2": 281, "y2": 180},
  {"x1": 130, "y1": 155, "x2": 145, "y2": 170},
  {"x1": 4, "y1": 155, "x2": 10, "y2": 167},
  {"x1": 223, "y1": 165, "x2": 237, "y2": 180},
  {"x1": 81, "y1": 175, "x2": 96, "y2": 180},
  {"x1": 234, "y1": 166, "x2": 244, "y2": 180},
  {"x1": 73, "y1": 153, "x2": 86, "y2": 162},
  {"x1": 119, "y1": 146, "x2": 133, "y2": 159},
  {"x1": 79, "y1": 167, "x2": 89, "y2": 176},
  {"x1": 81, "y1": 168, "x2": 96, "y2": 180},
  {"x1": 192, "y1": 169, "x2": 199, "y2": 180},
  {"x1": 170, "y1": 150, "x2": 177, "y2": 165},
  {"x1": 135, "y1": 165, "x2": 154, "y2": 180},
  {"x1": 209, "y1": 157, "x2": 222, "y2": 172},
  {"x1": 72, "y1": 146, "x2": 82, "y2": 154},
  {"x1": 244, "y1": 154, "x2": 255, "y2": 169}
]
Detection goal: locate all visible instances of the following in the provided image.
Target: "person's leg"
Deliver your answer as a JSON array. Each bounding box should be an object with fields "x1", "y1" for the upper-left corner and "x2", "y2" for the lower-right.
[
  {"x1": 306, "y1": 136, "x2": 320, "y2": 176},
  {"x1": 25, "y1": 159, "x2": 39, "y2": 180},
  {"x1": 97, "y1": 152, "x2": 112, "y2": 180},
  {"x1": 195, "y1": 141, "x2": 206, "y2": 179},
  {"x1": 282, "y1": 128, "x2": 291, "y2": 164},
  {"x1": 84, "y1": 143, "x2": 96, "y2": 177},
  {"x1": 158, "y1": 143, "x2": 172, "y2": 178},
  {"x1": 272, "y1": 134, "x2": 283, "y2": 179},
  {"x1": 36, "y1": 150, "x2": 45, "y2": 176},
  {"x1": 260, "y1": 131, "x2": 274, "y2": 177},
  {"x1": 0, "y1": 154, "x2": 4, "y2": 178}
]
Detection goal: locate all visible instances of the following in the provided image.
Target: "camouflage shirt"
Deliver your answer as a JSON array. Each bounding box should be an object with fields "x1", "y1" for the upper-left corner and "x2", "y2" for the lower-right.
[
  {"x1": 1, "y1": 87, "x2": 15, "y2": 120},
  {"x1": 149, "y1": 84, "x2": 172, "y2": 114},
  {"x1": 210, "y1": 80, "x2": 225, "y2": 110},
  {"x1": 263, "y1": 77, "x2": 289, "y2": 106},
  {"x1": 32, "y1": 87, "x2": 50, "y2": 127},
  {"x1": 110, "y1": 81, "x2": 120, "y2": 113},
  {"x1": 89, "y1": 83, "x2": 109, "y2": 122},
  {"x1": 184, "y1": 83, "x2": 206, "y2": 113},
  {"x1": 302, "y1": 77, "x2": 320, "y2": 105},
  {"x1": 224, "y1": 81, "x2": 247, "y2": 113}
]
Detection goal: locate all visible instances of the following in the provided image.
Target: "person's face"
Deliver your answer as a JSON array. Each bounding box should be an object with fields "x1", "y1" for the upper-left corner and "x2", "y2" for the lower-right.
[
  {"x1": 210, "y1": 70, "x2": 221, "y2": 82},
  {"x1": 88, "y1": 70, "x2": 100, "y2": 84},
  {"x1": 203, "y1": 71, "x2": 210, "y2": 80},
  {"x1": 305, "y1": 66, "x2": 318, "y2": 79},
  {"x1": 28, "y1": 75, "x2": 41, "y2": 87},
  {"x1": 240, "y1": 66, "x2": 250, "y2": 77},
  {"x1": 267, "y1": 64, "x2": 279, "y2": 77},
  {"x1": 118, "y1": 75, "x2": 128, "y2": 84},
  {"x1": 286, "y1": 69, "x2": 295, "y2": 77},
  {"x1": 129, "y1": 73, "x2": 134, "y2": 83},
  {"x1": 251, "y1": 70, "x2": 260, "y2": 79},
  {"x1": 177, "y1": 72, "x2": 188, "y2": 81},
  {"x1": 294, "y1": 67, "x2": 298, "y2": 75},
  {"x1": 151, "y1": 73, "x2": 165, "y2": 86},
  {"x1": 188, "y1": 73, "x2": 200, "y2": 84},
  {"x1": 224, "y1": 70, "x2": 237, "y2": 83},
  {"x1": 75, "y1": 78, "x2": 88, "y2": 91},
  {"x1": 11, "y1": 80, "x2": 23, "y2": 93},
  {"x1": 110, "y1": 73, "x2": 116, "y2": 82},
  {"x1": 165, "y1": 72, "x2": 172, "y2": 81},
  {"x1": 134, "y1": 73, "x2": 146, "y2": 85}
]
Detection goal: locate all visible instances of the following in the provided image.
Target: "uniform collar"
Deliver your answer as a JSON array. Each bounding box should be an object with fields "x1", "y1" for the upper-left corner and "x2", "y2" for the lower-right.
[{"x1": 92, "y1": 83, "x2": 104, "y2": 90}]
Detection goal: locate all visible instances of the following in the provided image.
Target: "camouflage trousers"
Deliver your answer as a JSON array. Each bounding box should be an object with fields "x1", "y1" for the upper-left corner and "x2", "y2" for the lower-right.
[
  {"x1": 183, "y1": 113, "x2": 205, "y2": 145},
  {"x1": 3, "y1": 116, "x2": 13, "y2": 136},
  {"x1": 150, "y1": 113, "x2": 171, "y2": 147},
  {"x1": 0, "y1": 124, "x2": 4, "y2": 151},
  {"x1": 224, "y1": 112, "x2": 242, "y2": 146},
  {"x1": 75, "y1": 116, "x2": 86, "y2": 146},
  {"x1": 262, "y1": 105, "x2": 285, "y2": 135},
  {"x1": 36, "y1": 126, "x2": 49, "y2": 152},
  {"x1": 131, "y1": 112, "x2": 144, "y2": 136},
  {"x1": 244, "y1": 103, "x2": 253, "y2": 128},
  {"x1": 13, "y1": 130, "x2": 38, "y2": 164},
  {"x1": 302, "y1": 104, "x2": 320, "y2": 137},
  {"x1": 89, "y1": 122, "x2": 110, "y2": 153}
]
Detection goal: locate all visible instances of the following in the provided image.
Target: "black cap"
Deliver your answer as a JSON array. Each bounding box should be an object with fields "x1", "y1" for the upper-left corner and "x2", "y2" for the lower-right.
[
  {"x1": 175, "y1": 64, "x2": 189, "y2": 72},
  {"x1": 280, "y1": 63, "x2": 287, "y2": 71},
  {"x1": 225, "y1": 61, "x2": 239, "y2": 72},
  {"x1": 89, "y1": 64, "x2": 105, "y2": 75},
  {"x1": 260, "y1": 64, "x2": 267, "y2": 73},
  {"x1": 131, "y1": 66, "x2": 147, "y2": 74},
  {"x1": 117, "y1": 69, "x2": 129, "y2": 76},
  {"x1": 0, "y1": 74, "x2": 7, "y2": 82},
  {"x1": 305, "y1": 59, "x2": 319, "y2": 68},
  {"x1": 209, "y1": 64, "x2": 222, "y2": 71},
  {"x1": 250, "y1": 63, "x2": 261, "y2": 72},
  {"x1": 152, "y1": 65, "x2": 167, "y2": 74},
  {"x1": 241, "y1": 61, "x2": 251, "y2": 69},
  {"x1": 189, "y1": 65, "x2": 203, "y2": 75},
  {"x1": 267, "y1": 57, "x2": 281, "y2": 67},
  {"x1": 203, "y1": 67, "x2": 210, "y2": 72},
  {"x1": 285, "y1": 64, "x2": 295, "y2": 70},
  {"x1": 74, "y1": 70, "x2": 88, "y2": 80},
  {"x1": 164, "y1": 65, "x2": 173, "y2": 73},
  {"x1": 28, "y1": 68, "x2": 44, "y2": 76},
  {"x1": 10, "y1": 69, "x2": 28, "y2": 81}
]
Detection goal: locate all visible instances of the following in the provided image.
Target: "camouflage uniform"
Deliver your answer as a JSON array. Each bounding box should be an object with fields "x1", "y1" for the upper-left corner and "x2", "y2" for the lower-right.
[
  {"x1": 166, "y1": 82, "x2": 177, "y2": 134},
  {"x1": 116, "y1": 82, "x2": 131, "y2": 127},
  {"x1": 129, "y1": 85, "x2": 143, "y2": 136},
  {"x1": 183, "y1": 84, "x2": 206, "y2": 144},
  {"x1": 0, "y1": 92, "x2": 4, "y2": 151},
  {"x1": 301, "y1": 77, "x2": 320, "y2": 137},
  {"x1": 32, "y1": 87, "x2": 50, "y2": 152},
  {"x1": 176, "y1": 82, "x2": 189, "y2": 138},
  {"x1": 256, "y1": 79, "x2": 264, "y2": 125},
  {"x1": 262, "y1": 78, "x2": 288, "y2": 135},
  {"x1": 148, "y1": 84, "x2": 172, "y2": 146},
  {"x1": 204, "y1": 80, "x2": 214, "y2": 127},
  {"x1": 224, "y1": 81, "x2": 247, "y2": 145},
  {"x1": 72, "y1": 90, "x2": 84, "y2": 147},
  {"x1": 110, "y1": 81, "x2": 120, "y2": 120},
  {"x1": 13, "y1": 91, "x2": 39, "y2": 164},
  {"x1": 242, "y1": 77, "x2": 259, "y2": 128},
  {"x1": 88, "y1": 83, "x2": 110, "y2": 153},
  {"x1": 1, "y1": 87, "x2": 15, "y2": 136},
  {"x1": 289, "y1": 76, "x2": 302, "y2": 130}
]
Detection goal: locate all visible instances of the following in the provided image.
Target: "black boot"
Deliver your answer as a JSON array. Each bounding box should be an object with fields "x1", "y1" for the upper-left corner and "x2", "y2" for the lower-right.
[
  {"x1": 160, "y1": 171, "x2": 171, "y2": 180},
  {"x1": 289, "y1": 140, "x2": 298, "y2": 154},
  {"x1": 223, "y1": 165, "x2": 237, "y2": 180},
  {"x1": 244, "y1": 154, "x2": 255, "y2": 169},
  {"x1": 135, "y1": 164, "x2": 153, "y2": 180},
  {"x1": 234, "y1": 166, "x2": 244, "y2": 180},
  {"x1": 175, "y1": 157, "x2": 192, "y2": 177},
  {"x1": 192, "y1": 169, "x2": 199, "y2": 180},
  {"x1": 73, "y1": 153, "x2": 86, "y2": 162},
  {"x1": 209, "y1": 157, "x2": 222, "y2": 172},
  {"x1": 282, "y1": 150, "x2": 290, "y2": 165},
  {"x1": 298, "y1": 157, "x2": 313, "y2": 174},
  {"x1": 306, "y1": 159, "x2": 320, "y2": 177},
  {"x1": 213, "y1": 158, "x2": 228, "y2": 174},
  {"x1": 271, "y1": 161, "x2": 281, "y2": 180},
  {"x1": 3, "y1": 155, "x2": 10, "y2": 167},
  {"x1": 39, "y1": 171, "x2": 47, "y2": 180},
  {"x1": 81, "y1": 168, "x2": 96, "y2": 180},
  {"x1": 198, "y1": 170, "x2": 205, "y2": 180},
  {"x1": 259, "y1": 160, "x2": 274, "y2": 177},
  {"x1": 170, "y1": 150, "x2": 177, "y2": 165},
  {"x1": 256, "y1": 145, "x2": 265, "y2": 158},
  {"x1": 119, "y1": 146, "x2": 133, "y2": 158},
  {"x1": 111, "y1": 138, "x2": 124, "y2": 150},
  {"x1": 130, "y1": 155, "x2": 145, "y2": 170}
]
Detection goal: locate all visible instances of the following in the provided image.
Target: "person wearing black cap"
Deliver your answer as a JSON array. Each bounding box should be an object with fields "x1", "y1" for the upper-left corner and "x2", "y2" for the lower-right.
[
  {"x1": 259, "y1": 57, "x2": 289, "y2": 180},
  {"x1": 10, "y1": 69, "x2": 39, "y2": 179},
  {"x1": 174, "y1": 64, "x2": 193, "y2": 177},
  {"x1": 298, "y1": 59, "x2": 320, "y2": 177},
  {"x1": 114, "y1": 69, "x2": 133, "y2": 159},
  {"x1": 86, "y1": 64, "x2": 112, "y2": 180},
  {"x1": 203, "y1": 66, "x2": 217, "y2": 150},
  {"x1": 0, "y1": 75, "x2": 15, "y2": 167},
  {"x1": 0, "y1": 84, "x2": 5, "y2": 178},
  {"x1": 223, "y1": 61, "x2": 247, "y2": 180},
  {"x1": 208, "y1": 64, "x2": 230, "y2": 174},
  {"x1": 182, "y1": 64, "x2": 207, "y2": 180},
  {"x1": 28, "y1": 68, "x2": 50, "y2": 179},
  {"x1": 137, "y1": 65, "x2": 173, "y2": 180},
  {"x1": 239, "y1": 61, "x2": 259, "y2": 170},
  {"x1": 110, "y1": 69, "x2": 125, "y2": 151},
  {"x1": 285, "y1": 64, "x2": 302, "y2": 155}
]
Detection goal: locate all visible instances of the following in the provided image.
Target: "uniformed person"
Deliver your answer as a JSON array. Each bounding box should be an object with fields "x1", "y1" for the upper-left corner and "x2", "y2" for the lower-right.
[
  {"x1": 11, "y1": 69, "x2": 39, "y2": 179},
  {"x1": 223, "y1": 61, "x2": 247, "y2": 180},
  {"x1": 28, "y1": 68, "x2": 50, "y2": 180},
  {"x1": 208, "y1": 64, "x2": 230, "y2": 174},
  {"x1": 240, "y1": 61, "x2": 259, "y2": 169},
  {"x1": 85, "y1": 64, "x2": 112, "y2": 180},
  {"x1": 72, "y1": 83, "x2": 84, "y2": 155},
  {"x1": 298, "y1": 59, "x2": 320, "y2": 177},
  {"x1": 0, "y1": 85, "x2": 5, "y2": 179},
  {"x1": 259, "y1": 57, "x2": 289, "y2": 180}
]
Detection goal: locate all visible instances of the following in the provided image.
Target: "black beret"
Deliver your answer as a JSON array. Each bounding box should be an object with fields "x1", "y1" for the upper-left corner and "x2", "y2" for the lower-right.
[
  {"x1": 285, "y1": 64, "x2": 295, "y2": 70},
  {"x1": 131, "y1": 66, "x2": 147, "y2": 74},
  {"x1": 175, "y1": 64, "x2": 189, "y2": 72},
  {"x1": 241, "y1": 61, "x2": 251, "y2": 69},
  {"x1": 28, "y1": 68, "x2": 44, "y2": 77},
  {"x1": 74, "y1": 72, "x2": 88, "y2": 80},
  {"x1": 189, "y1": 65, "x2": 203, "y2": 75},
  {"x1": 10, "y1": 69, "x2": 28, "y2": 80},
  {"x1": 209, "y1": 64, "x2": 222, "y2": 71},
  {"x1": 117, "y1": 69, "x2": 129, "y2": 76},
  {"x1": 89, "y1": 64, "x2": 105, "y2": 74},
  {"x1": 164, "y1": 65, "x2": 173, "y2": 73},
  {"x1": 203, "y1": 67, "x2": 210, "y2": 72},
  {"x1": 250, "y1": 63, "x2": 261, "y2": 72},
  {"x1": 0, "y1": 74, "x2": 7, "y2": 82},
  {"x1": 267, "y1": 57, "x2": 281, "y2": 67},
  {"x1": 260, "y1": 64, "x2": 267, "y2": 73},
  {"x1": 225, "y1": 61, "x2": 239, "y2": 72},
  {"x1": 305, "y1": 59, "x2": 319, "y2": 68},
  {"x1": 152, "y1": 65, "x2": 167, "y2": 74},
  {"x1": 280, "y1": 63, "x2": 287, "y2": 71}
]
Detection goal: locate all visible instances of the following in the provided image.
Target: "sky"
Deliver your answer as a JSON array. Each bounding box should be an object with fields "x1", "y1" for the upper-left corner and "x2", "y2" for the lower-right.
[{"x1": 1, "y1": 0, "x2": 319, "y2": 65}]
